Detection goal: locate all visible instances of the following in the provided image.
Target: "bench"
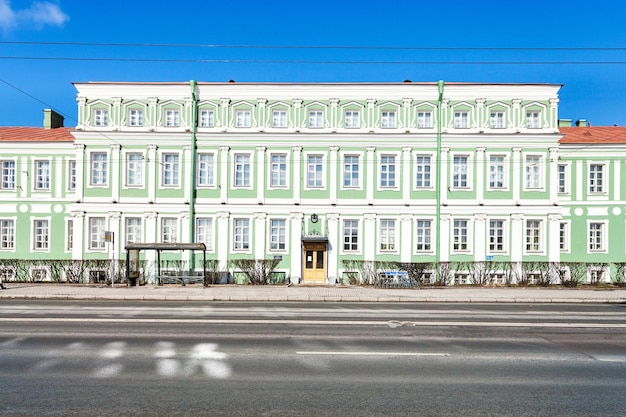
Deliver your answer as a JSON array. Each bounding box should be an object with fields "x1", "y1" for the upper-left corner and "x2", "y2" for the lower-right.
[
  {"x1": 157, "y1": 272, "x2": 207, "y2": 286},
  {"x1": 376, "y1": 271, "x2": 418, "y2": 289}
]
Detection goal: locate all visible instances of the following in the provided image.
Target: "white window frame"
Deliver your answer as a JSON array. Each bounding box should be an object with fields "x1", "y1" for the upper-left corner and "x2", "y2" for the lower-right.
[
  {"x1": 453, "y1": 111, "x2": 469, "y2": 129},
  {"x1": 125, "y1": 217, "x2": 142, "y2": 245},
  {"x1": 309, "y1": 110, "x2": 324, "y2": 128},
  {"x1": 305, "y1": 154, "x2": 325, "y2": 189},
  {"x1": 488, "y1": 154, "x2": 507, "y2": 190},
  {"x1": 161, "y1": 218, "x2": 178, "y2": 243},
  {"x1": 196, "y1": 217, "x2": 214, "y2": 251},
  {"x1": 68, "y1": 160, "x2": 76, "y2": 191},
  {"x1": 452, "y1": 219, "x2": 470, "y2": 252},
  {"x1": 342, "y1": 219, "x2": 359, "y2": 253},
  {"x1": 558, "y1": 163, "x2": 569, "y2": 194},
  {"x1": 34, "y1": 160, "x2": 51, "y2": 190},
  {"x1": 235, "y1": 110, "x2": 251, "y2": 128},
  {"x1": 161, "y1": 153, "x2": 180, "y2": 187},
  {"x1": 381, "y1": 111, "x2": 396, "y2": 128},
  {"x1": 66, "y1": 219, "x2": 73, "y2": 252},
  {"x1": 165, "y1": 109, "x2": 180, "y2": 127},
  {"x1": 269, "y1": 153, "x2": 288, "y2": 188},
  {"x1": 199, "y1": 109, "x2": 215, "y2": 128},
  {"x1": 0, "y1": 219, "x2": 15, "y2": 251},
  {"x1": 524, "y1": 154, "x2": 544, "y2": 190},
  {"x1": 415, "y1": 219, "x2": 432, "y2": 253},
  {"x1": 272, "y1": 110, "x2": 288, "y2": 128},
  {"x1": 417, "y1": 111, "x2": 432, "y2": 129},
  {"x1": 451, "y1": 154, "x2": 471, "y2": 190},
  {"x1": 559, "y1": 221, "x2": 570, "y2": 252},
  {"x1": 342, "y1": 154, "x2": 361, "y2": 189},
  {"x1": 90, "y1": 152, "x2": 108, "y2": 187},
  {"x1": 490, "y1": 111, "x2": 505, "y2": 129},
  {"x1": 1, "y1": 160, "x2": 16, "y2": 190},
  {"x1": 588, "y1": 221, "x2": 607, "y2": 253},
  {"x1": 88, "y1": 217, "x2": 105, "y2": 251},
  {"x1": 93, "y1": 109, "x2": 109, "y2": 127},
  {"x1": 526, "y1": 111, "x2": 541, "y2": 129},
  {"x1": 488, "y1": 219, "x2": 506, "y2": 253},
  {"x1": 379, "y1": 154, "x2": 397, "y2": 189},
  {"x1": 525, "y1": 219, "x2": 543, "y2": 253},
  {"x1": 588, "y1": 163, "x2": 606, "y2": 194},
  {"x1": 125, "y1": 152, "x2": 144, "y2": 187},
  {"x1": 415, "y1": 154, "x2": 432, "y2": 189},
  {"x1": 233, "y1": 153, "x2": 252, "y2": 188},
  {"x1": 345, "y1": 111, "x2": 360, "y2": 129},
  {"x1": 233, "y1": 218, "x2": 251, "y2": 252},
  {"x1": 379, "y1": 219, "x2": 397, "y2": 253},
  {"x1": 269, "y1": 219, "x2": 287, "y2": 251},
  {"x1": 128, "y1": 109, "x2": 143, "y2": 127},
  {"x1": 197, "y1": 153, "x2": 215, "y2": 187}
]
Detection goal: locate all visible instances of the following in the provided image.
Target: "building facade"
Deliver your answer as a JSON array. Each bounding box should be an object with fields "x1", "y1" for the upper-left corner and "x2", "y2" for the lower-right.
[{"x1": 0, "y1": 81, "x2": 624, "y2": 284}]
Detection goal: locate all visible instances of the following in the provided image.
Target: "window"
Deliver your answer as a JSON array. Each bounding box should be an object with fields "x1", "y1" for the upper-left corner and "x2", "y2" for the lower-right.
[
  {"x1": 129, "y1": 109, "x2": 143, "y2": 127},
  {"x1": 453, "y1": 219, "x2": 468, "y2": 251},
  {"x1": 380, "y1": 155, "x2": 396, "y2": 188},
  {"x1": 199, "y1": 110, "x2": 214, "y2": 127},
  {"x1": 489, "y1": 220, "x2": 505, "y2": 252},
  {"x1": 270, "y1": 154, "x2": 287, "y2": 187},
  {"x1": 125, "y1": 217, "x2": 142, "y2": 244},
  {"x1": 454, "y1": 111, "x2": 469, "y2": 128},
  {"x1": 1, "y1": 160, "x2": 15, "y2": 190},
  {"x1": 416, "y1": 220, "x2": 432, "y2": 252},
  {"x1": 68, "y1": 160, "x2": 76, "y2": 190},
  {"x1": 489, "y1": 155, "x2": 505, "y2": 189},
  {"x1": 234, "y1": 154, "x2": 251, "y2": 187},
  {"x1": 196, "y1": 218, "x2": 213, "y2": 251},
  {"x1": 90, "y1": 152, "x2": 108, "y2": 186},
  {"x1": 197, "y1": 153, "x2": 215, "y2": 187},
  {"x1": 65, "y1": 219, "x2": 73, "y2": 251},
  {"x1": 35, "y1": 160, "x2": 50, "y2": 190},
  {"x1": 343, "y1": 155, "x2": 360, "y2": 187},
  {"x1": 343, "y1": 220, "x2": 359, "y2": 251},
  {"x1": 162, "y1": 153, "x2": 179, "y2": 186},
  {"x1": 88, "y1": 217, "x2": 105, "y2": 250},
  {"x1": 526, "y1": 111, "x2": 541, "y2": 128},
  {"x1": 236, "y1": 110, "x2": 251, "y2": 128},
  {"x1": 558, "y1": 164, "x2": 568, "y2": 193},
  {"x1": 0, "y1": 219, "x2": 14, "y2": 250},
  {"x1": 415, "y1": 155, "x2": 431, "y2": 188},
  {"x1": 165, "y1": 109, "x2": 179, "y2": 127},
  {"x1": 559, "y1": 222, "x2": 569, "y2": 251},
  {"x1": 380, "y1": 220, "x2": 396, "y2": 251},
  {"x1": 233, "y1": 218, "x2": 250, "y2": 250},
  {"x1": 309, "y1": 111, "x2": 324, "y2": 128},
  {"x1": 307, "y1": 155, "x2": 324, "y2": 188},
  {"x1": 490, "y1": 111, "x2": 505, "y2": 129},
  {"x1": 525, "y1": 155, "x2": 542, "y2": 189},
  {"x1": 589, "y1": 222, "x2": 605, "y2": 251},
  {"x1": 126, "y1": 153, "x2": 143, "y2": 187},
  {"x1": 381, "y1": 111, "x2": 396, "y2": 128},
  {"x1": 93, "y1": 109, "x2": 108, "y2": 126},
  {"x1": 452, "y1": 155, "x2": 469, "y2": 188},
  {"x1": 345, "y1": 111, "x2": 360, "y2": 128},
  {"x1": 525, "y1": 220, "x2": 541, "y2": 252},
  {"x1": 270, "y1": 219, "x2": 286, "y2": 251},
  {"x1": 161, "y1": 218, "x2": 177, "y2": 243},
  {"x1": 417, "y1": 111, "x2": 432, "y2": 128},
  {"x1": 589, "y1": 164, "x2": 604, "y2": 193},
  {"x1": 272, "y1": 110, "x2": 288, "y2": 128}
]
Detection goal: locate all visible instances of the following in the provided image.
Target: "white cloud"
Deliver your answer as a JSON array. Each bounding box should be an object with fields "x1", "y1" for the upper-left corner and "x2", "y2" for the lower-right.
[{"x1": 0, "y1": 0, "x2": 69, "y2": 31}]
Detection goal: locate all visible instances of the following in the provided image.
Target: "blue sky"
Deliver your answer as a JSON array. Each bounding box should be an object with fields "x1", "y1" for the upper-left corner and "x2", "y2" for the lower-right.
[{"x1": 1, "y1": 0, "x2": 625, "y2": 127}]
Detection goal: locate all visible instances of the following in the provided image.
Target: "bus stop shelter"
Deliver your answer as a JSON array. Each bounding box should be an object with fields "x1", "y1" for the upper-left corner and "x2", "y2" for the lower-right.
[{"x1": 124, "y1": 242, "x2": 207, "y2": 286}]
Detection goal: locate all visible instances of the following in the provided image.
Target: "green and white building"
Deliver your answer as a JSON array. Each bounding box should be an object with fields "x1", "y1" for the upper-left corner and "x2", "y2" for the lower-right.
[{"x1": 0, "y1": 81, "x2": 624, "y2": 284}]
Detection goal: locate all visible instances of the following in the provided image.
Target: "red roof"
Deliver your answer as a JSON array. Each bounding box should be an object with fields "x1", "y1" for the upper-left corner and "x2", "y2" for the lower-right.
[
  {"x1": 560, "y1": 126, "x2": 626, "y2": 144},
  {"x1": 0, "y1": 127, "x2": 74, "y2": 142}
]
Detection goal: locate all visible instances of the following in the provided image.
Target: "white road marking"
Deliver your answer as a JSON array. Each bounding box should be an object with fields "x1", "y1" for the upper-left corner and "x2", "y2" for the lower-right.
[{"x1": 297, "y1": 351, "x2": 449, "y2": 357}]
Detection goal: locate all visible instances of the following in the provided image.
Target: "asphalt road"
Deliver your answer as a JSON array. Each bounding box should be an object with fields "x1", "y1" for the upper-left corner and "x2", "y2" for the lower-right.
[{"x1": 0, "y1": 301, "x2": 625, "y2": 416}]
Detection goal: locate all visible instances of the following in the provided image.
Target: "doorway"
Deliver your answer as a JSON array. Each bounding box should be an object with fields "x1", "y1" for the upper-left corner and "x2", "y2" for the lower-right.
[{"x1": 302, "y1": 241, "x2": 327, "y2": 284}]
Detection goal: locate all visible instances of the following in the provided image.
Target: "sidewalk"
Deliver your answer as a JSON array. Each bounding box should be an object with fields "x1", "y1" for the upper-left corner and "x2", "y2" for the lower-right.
[{"x1": 1, "y1": 283, "x2": 625, "y2": 303}]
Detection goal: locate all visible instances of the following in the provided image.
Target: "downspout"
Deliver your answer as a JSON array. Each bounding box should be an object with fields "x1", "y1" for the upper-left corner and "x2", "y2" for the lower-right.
[
  {"x1": 189, "y1": 80, "x2": 198, "y2": 271},
  {"x1": 435, "y1": 80, "x2": 444, "y2": 280}
]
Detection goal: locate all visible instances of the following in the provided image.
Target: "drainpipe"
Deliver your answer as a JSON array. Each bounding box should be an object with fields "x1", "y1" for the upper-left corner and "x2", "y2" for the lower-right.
[
  {"x1": 435, "y1": 80, "x2": 444, "y2": 281},
  {"x1": 189, "y1": 80, "x2": 198, "y2": 272}
]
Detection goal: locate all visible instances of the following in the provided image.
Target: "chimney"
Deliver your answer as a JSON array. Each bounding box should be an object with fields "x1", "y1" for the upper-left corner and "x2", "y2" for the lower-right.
[
  {"x1": 558, "y1": 119, "x2": 572, "y2": 127},
  {"x1": 575, "y1": 119, "x2": 587, "y2": 127},
  {"x1": 43, "y1": 109, "x2": 64, "y2": 129}
]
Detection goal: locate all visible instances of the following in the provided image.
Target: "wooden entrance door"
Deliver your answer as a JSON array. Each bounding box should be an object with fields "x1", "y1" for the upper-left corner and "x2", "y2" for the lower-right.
[{"x1": 302, "y1": 242, "x2": 327, "y2": 284}]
